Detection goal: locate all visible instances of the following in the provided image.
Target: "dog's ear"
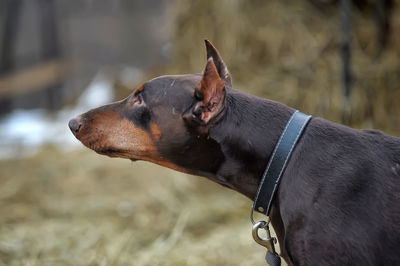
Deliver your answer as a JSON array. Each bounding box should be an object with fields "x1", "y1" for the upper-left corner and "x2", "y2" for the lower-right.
[
  {"x1": 184, "y1": 57, "x2": 225, "y2": 126},
  {"x1": 205, "y1": 40, "x2": 232, "y2": 88}
]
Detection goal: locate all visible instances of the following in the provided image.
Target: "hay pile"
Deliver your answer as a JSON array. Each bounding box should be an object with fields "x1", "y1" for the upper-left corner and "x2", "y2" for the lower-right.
[{"x1": 169, "y1": 0, "x2": 400, "y2": 134}]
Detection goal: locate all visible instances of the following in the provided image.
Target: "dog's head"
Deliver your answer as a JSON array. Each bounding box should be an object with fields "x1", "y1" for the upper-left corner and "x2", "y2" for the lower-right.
[{"x1": 69, "y1": 41, "x2": 231, "y2": 176}]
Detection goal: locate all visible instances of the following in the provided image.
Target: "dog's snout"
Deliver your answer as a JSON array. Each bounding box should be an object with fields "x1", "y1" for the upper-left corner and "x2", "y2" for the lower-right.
[{"x1": 68, "y1": 117, "x2": 82, "y2": 134}]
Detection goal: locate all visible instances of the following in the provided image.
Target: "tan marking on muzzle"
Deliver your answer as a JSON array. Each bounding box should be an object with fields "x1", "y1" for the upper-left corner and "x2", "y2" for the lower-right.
[{"x1": 77, "y1": 110, "x2": 188, "y2": 173}]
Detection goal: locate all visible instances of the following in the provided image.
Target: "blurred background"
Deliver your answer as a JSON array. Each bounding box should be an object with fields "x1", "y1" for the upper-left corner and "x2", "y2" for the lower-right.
[{"x1": 0, "y1": 0, "x2": 399, "y2": 265}]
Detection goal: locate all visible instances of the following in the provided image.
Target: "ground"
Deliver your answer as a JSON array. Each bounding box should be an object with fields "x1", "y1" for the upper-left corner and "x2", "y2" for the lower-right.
[{"x1": 0, "y1": 147, "x2": 281, "y2": 266}]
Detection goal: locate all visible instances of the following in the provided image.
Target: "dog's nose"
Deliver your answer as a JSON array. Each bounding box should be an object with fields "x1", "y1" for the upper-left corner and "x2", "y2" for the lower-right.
[{"x1": 68, "y1": 117, "x2": 82, "y2": 134}]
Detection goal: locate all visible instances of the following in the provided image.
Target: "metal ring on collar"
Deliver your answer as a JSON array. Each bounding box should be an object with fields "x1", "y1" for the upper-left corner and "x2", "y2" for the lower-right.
[{"x1": 252, "y1": 220, "x2": 277, "y2": 254}]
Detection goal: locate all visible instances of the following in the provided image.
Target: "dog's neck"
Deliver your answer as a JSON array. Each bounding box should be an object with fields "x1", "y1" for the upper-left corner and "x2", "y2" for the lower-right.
[{"x1": 210, "y1": 88, "x2": 295, "y2": 199}]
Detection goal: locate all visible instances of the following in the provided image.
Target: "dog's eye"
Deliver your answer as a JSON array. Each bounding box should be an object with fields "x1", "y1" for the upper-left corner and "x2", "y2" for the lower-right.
[
  {"x1": 194, "y1": 90, "x2": 203, "y2": 101},
  {"x1": 132, "y1": 94, "x2": 143, "y2": 105}
]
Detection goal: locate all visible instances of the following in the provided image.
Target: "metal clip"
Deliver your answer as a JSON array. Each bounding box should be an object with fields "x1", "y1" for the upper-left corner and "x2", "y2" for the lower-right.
[{"x1": 252, "y1": 220, "x2": 277, "y2": 254}]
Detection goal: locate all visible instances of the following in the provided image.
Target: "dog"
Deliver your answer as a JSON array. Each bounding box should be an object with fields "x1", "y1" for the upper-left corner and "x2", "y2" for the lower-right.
[{"x1": 69, "y1": 40, "x2": 400, "y2": 265}]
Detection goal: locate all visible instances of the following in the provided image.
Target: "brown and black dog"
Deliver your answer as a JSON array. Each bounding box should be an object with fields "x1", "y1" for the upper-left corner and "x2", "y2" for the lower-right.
[{"x1": 69, "y1": 40, "x2": 400, "y2": 266}]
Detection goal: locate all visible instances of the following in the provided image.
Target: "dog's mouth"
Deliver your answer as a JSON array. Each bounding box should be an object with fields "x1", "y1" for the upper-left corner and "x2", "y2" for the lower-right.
[
  {"x1": 97, "y1": 147, "x2": 123, "y2": 156},
  {"x1": 80, "y1": 137, "x2": 126, "y2": 158},
  {"x1": 82, "y1": 139, "x2": 139, "y2": 161},
  {"x1": 93, "y1": 144, "x2": 131, "y2": 157},
  {"x1": 97, "y1": 148, "x2": 139, "y2": 162},
  {"x1": 75, "y1": 130, "x2": 142, "y2": 161}
]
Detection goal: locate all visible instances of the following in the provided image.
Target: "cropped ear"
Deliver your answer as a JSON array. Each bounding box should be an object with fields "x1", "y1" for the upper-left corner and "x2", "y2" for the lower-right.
[
  {"x1": 184, "y1": 57, "x2": 225, "y2": 126},
  {"x1": 205, "y1": 40, "x2": 232, "y2": 88}
]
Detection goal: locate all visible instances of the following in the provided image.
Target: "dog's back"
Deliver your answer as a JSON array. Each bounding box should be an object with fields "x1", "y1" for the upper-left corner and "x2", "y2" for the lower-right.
[{"x1": 279, "y1": 117, "x2": 400, "y2": 265}]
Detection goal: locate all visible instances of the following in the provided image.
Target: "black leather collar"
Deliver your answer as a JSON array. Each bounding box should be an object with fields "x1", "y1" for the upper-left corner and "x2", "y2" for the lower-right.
[{"x1": 253, "y1": 110, "x2": 311, "y2": 216}]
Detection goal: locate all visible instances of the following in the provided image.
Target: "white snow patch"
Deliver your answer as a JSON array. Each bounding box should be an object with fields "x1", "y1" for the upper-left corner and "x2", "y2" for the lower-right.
[{"x1": 0, "y1": 72, "x2": 115, "y2": 159}]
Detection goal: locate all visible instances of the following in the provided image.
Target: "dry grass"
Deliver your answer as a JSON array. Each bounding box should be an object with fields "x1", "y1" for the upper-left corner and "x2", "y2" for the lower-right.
[{"x1": 0, "y1": 148, "x2": 272, "y2": 266}]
